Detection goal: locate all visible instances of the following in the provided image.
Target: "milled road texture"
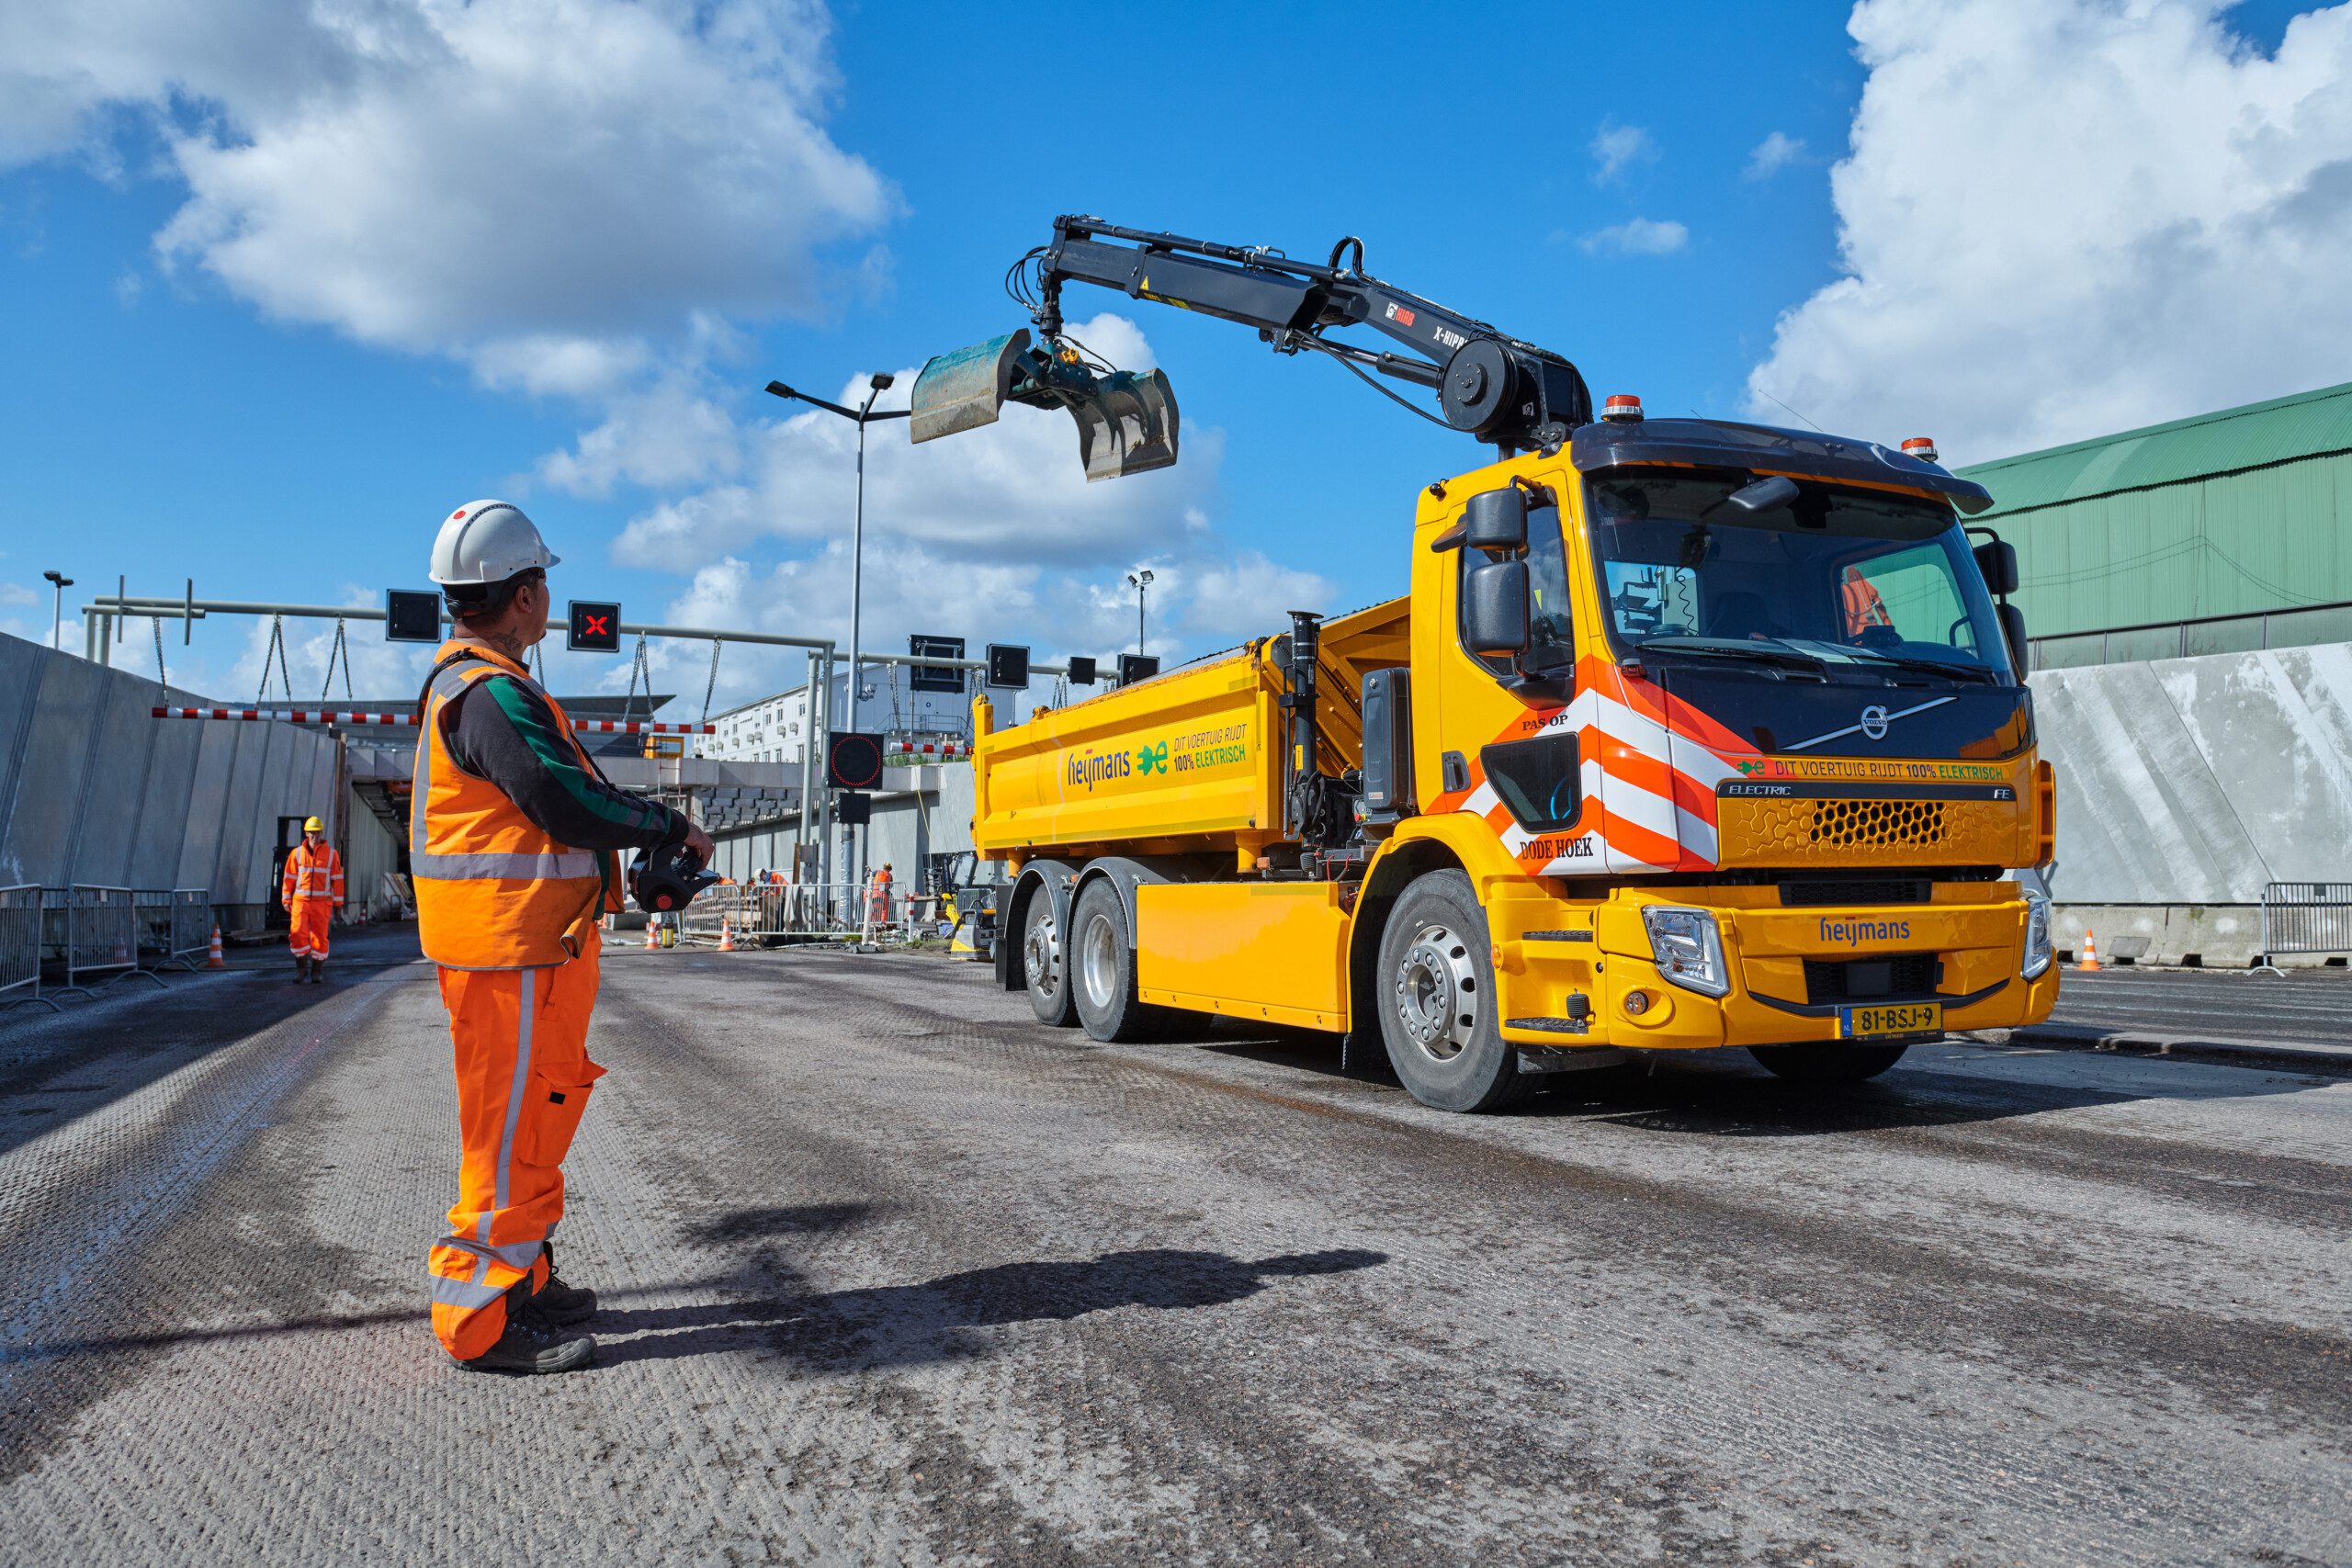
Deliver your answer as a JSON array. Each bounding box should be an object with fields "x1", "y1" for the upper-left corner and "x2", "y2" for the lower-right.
[{"x1": 2, "y1": 931, "x2": 2346, "y2": 1565}]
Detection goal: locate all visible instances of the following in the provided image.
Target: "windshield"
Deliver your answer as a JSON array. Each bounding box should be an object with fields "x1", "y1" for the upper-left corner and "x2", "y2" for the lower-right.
[{"x1": 1584, "y1": 470, "x2": 2016, "y2": 682}]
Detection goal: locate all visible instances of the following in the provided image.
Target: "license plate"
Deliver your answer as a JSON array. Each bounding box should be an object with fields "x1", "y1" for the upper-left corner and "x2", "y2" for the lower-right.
[{"x1": 1842, "y1": 1002, "x2": 1942, "y2": 1039}]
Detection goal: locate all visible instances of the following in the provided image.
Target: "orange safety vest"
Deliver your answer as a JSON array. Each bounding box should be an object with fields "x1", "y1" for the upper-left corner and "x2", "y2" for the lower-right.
[
  {"x1": 411, "y1": 641, "x2": 622, "y2": 970},
  {"x1": 282, "y1": 840, "x2": 344, "y2": 903}
]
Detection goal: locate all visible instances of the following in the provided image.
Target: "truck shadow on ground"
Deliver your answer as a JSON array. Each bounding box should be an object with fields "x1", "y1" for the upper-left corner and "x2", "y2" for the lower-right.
[
  {"x1": 1194, "y1": 1028, "x2": 2331, "y2": 1137},
  {"x1": 594, "y1": 1219, "x2": 1387, "y2": 1372}
]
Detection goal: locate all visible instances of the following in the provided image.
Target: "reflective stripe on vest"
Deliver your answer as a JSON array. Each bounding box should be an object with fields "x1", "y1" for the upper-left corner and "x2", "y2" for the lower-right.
[
  {"x1": 286, "y1": 847, "x2": 341, "y2": 899},
  {"x1": 411, "y1": 644, "x2": 611, "y2": 970}
]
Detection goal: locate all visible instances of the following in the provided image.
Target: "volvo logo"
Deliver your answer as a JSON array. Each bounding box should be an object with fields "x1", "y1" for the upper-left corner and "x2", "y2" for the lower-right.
[{"x1": 1860, "y1": 705, "x2": 1891, "y2": 741}]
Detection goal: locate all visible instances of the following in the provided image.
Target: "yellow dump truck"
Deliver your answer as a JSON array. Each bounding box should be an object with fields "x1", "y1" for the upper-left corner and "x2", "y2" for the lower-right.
[{"x1": 922, "y1": 219, "x2": 2058, "y2": 1110}]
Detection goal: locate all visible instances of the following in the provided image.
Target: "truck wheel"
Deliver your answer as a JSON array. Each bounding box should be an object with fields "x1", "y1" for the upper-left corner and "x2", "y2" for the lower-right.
[
  {"x1": 1022, "y1": 892, "x2": 1078, "y2": 1027},
  {"x1": 1069, "y1": 881, "x2": 1170, "y2": 1043},
  {"x1": 1748, "y1": 1043, "x2": 1911, "y2": 1083},
  {"x1": 1376, "y1": 870, "x2": 1528, "y2": 1113}
]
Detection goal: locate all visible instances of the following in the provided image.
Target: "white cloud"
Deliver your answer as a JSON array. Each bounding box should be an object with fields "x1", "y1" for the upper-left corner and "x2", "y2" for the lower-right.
[
  {"x1": 1747, "y1": 0, "x2": 2352, "y2": 463},
  {"x1": 1590, "y1": 121, "x2": 1656, "y2": 184},
  {"x1": 541, "y1": 374, "x2": 743, "y2": 497},
  {"x1": 1745, "y1": 130, "x2": 1808, "y2": 179},
  {"x1": 0, "y1": 582, "x2": 38, "y2": 606},
  {"x1": 1, "y1": 0, "x2": 892, "y2": 380},
  {"x1": 1580, "y1": 218, "x2": 1690, "y2": 256}
]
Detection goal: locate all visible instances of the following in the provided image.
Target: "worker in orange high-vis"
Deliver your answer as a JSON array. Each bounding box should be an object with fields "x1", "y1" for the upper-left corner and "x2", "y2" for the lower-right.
[
  {"x1": 281, "y1": 815, "x2": 344, "y2": 984},
  {"x1": 866, "y1": 861, "x2": 895, "y2": 931},
  {"x1": 413, "y1": 498, "x2": 714, "y2": 1375}
]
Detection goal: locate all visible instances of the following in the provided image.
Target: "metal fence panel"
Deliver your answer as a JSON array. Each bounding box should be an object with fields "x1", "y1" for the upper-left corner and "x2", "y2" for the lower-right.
[
  {"x1": 134, "y1": 887, "x2": 212, "y2": 971},
  {"x1": 2259, "y1": 882, "x2": 2352, "y2": 969},
  {"x1": 54, "y1": 886, "x2": 167, "y2": 998},
  {"x1": 0, "y1": 885, "x2": 58, "y2": 1011}
]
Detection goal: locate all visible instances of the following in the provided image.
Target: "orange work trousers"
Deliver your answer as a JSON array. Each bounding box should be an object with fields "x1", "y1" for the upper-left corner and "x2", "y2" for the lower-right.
[
  {"x1": 426, "y1": 930, "x2": 605, "y2": 1360},
  {"x1": 288, "y1": 898, "x2": 333, "y2": 961}
]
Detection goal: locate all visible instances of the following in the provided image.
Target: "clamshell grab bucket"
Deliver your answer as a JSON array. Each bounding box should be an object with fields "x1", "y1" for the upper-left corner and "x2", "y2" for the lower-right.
[{"x1": 909, "y1": 330, "x2": 1181, "y2": 482}]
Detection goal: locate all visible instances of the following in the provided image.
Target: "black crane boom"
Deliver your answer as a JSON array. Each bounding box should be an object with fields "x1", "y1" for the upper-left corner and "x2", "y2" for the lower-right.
[{"x1": 1030, "y1": 216, "x2": 1591, "y2": 453}]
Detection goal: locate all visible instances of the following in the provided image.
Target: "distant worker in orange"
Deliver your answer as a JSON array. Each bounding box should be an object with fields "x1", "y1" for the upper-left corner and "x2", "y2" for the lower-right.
[
  {"x1": 280, "y1": 815, "x2": 343, "y2": 984},
  {"x1": 413, "y1": 499, "x2": 713, "y2": 1375},
  {"x1": 867, "y1": 861, "x2": 895, "y2": 929}
]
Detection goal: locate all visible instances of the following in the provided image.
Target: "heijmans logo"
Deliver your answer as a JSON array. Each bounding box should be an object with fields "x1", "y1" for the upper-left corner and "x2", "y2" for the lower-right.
[{"x1": 1067, "y1": 748, "x2": 1134, "y2": 791}]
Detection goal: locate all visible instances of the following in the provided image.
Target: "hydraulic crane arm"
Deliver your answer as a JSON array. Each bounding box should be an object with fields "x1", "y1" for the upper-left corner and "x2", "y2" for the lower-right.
[
  {"x1": 1030, "y1": 217, "x2": 1589, "y2": 451},
  {"x1": 908, "y1": 216, "x2": 1594, "y2": 481}
]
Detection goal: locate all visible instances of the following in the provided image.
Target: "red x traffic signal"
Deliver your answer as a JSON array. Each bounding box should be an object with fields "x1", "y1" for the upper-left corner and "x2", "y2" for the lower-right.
[{"x1": 568, "y1": 600, "x2": 622, "y2": 653}]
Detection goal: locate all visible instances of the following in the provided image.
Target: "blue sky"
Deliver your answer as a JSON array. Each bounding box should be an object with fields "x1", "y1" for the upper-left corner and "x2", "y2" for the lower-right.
[{"x1": 2, "y1": 0, "x2": 2343, "y2": 709}]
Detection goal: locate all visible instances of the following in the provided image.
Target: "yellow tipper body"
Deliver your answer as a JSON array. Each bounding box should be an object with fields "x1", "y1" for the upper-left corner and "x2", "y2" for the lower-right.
[{"x1": 972, "y1": 599, "x2": 1407, "y2": 871}]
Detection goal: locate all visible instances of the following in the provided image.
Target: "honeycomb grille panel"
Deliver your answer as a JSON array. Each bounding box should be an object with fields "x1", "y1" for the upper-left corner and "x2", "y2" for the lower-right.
[
  {"x1": 1716, "y1": 796, "x2": 2022, "y2": 867},
  {"x1": 1813, "y1": 798, "x2": 1943, "y2": 847}
]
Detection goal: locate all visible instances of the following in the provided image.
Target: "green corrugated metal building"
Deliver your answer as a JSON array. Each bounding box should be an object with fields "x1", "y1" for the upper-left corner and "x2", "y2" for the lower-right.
[{"x1": 1956, "y1": 380, "x2": 2352, "y2": 668}]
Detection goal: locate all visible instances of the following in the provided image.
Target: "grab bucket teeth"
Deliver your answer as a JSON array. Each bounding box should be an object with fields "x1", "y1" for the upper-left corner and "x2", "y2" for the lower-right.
[{"x1": 1071, "y1": 369, "x2": 1179, "y2": 482}]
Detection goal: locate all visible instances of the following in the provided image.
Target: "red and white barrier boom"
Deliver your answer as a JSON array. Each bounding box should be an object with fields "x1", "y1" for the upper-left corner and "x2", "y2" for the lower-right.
[{"x1": 153, "y1": 707, "x2": 714, "y2": 735}]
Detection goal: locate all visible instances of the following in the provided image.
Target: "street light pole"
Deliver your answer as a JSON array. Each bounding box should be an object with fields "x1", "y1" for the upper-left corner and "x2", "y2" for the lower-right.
[
  {"x1": 1126, "y1": 569, "x2": 1154, "y2": 654},
  {"x1": 765, "y1": 371, "x2": 909, "y2": 909},
  {"x1": 42, "y1": 570, "x2": 73, "y2": 653}
]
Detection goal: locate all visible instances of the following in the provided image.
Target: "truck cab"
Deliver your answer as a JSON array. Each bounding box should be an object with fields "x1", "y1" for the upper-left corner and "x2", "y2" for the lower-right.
[{"x1": 974, "y1": 413, "x2": 2058, "y2": 1111}]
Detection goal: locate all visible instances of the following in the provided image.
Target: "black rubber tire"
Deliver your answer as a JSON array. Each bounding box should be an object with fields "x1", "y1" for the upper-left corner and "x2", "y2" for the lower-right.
[
  {"x1": 1374, "y1": 870, "x2": 1528, "y2": 1113},
  {"x1": 1747, "y1": 1043, "x2": 1912, "y2": 1083},
  {"x1": 1068, "y1": 880, "x2": 1171, "y2": 1043},
  {"x1": 1021, "y1": 889, "x2": 1078, "y2": 1028}
]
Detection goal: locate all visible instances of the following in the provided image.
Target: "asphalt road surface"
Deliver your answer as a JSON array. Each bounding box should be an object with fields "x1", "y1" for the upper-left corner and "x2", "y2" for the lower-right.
[
  {"x1": 2043, "y1": 965, "x2": 2352, "y2": 1049},
  {"x1": 3, "y1": 933, "x2": 2346, "y2": 1566}
]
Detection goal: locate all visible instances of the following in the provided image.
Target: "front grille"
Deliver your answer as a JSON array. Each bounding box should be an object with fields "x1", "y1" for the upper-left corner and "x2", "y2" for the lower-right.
[
  {"x1": 1779, "y1": 878, "x2": 1932, "y2": 908},
  {"x1": 1804, "y1": 953, "x2": 1939, "y2": 1003},
  {"x1": 1811, "y1": 798, "x2": 1945, "y2": 848}
]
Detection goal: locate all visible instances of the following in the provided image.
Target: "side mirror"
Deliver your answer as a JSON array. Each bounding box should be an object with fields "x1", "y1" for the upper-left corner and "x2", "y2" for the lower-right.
[
  {"x1": 1973, "y1": 538, "x2": 2020, "y2": 597},
  {"x1": 1998, "y1": 602, "x2": 2030, "y2": 672},
  {"x1": 1719, "y1": 475, "x2": 1799, "y2": 514},
  {"x1": 1463, "y1": 487, "x2": 1528, "y2": 551},
  {"x1": 1464, "y1": 559, "x2": 1531, "y2": 654}
]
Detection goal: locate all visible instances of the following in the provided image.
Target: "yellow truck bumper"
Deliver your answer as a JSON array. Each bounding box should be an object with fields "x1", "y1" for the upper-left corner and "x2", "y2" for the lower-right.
[{"x1": 1493, "y1": 885, "x2": 2060, "y2": 1051}]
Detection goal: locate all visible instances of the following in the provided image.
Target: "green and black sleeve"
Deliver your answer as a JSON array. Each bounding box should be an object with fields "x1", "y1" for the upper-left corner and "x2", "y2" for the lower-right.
[{"x1": 444, "y1": 676, "x2": 690, "y2": 853}]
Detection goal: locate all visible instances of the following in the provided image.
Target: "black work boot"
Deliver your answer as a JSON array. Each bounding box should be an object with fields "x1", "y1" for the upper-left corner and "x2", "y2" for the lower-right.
[
  {"x1": 531, "y1": 1241, "x2": 597, "y2": 1325},
  {"x1": 455, "y1": 1283, "x2": 595, "y2": 1375},
  {"x1": 295, "y1": 956, "x2": 310, "y2": 982},
  {"x1": 311, "y1": 961, "x2": 326, "y2": 985}
]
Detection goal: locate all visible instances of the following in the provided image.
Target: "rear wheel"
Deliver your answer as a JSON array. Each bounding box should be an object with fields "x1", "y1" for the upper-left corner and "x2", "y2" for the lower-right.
[
  {"x1": 1069, "y1": 881, "x2": 1171, "y2": 1043},
  {"x1": 1748, "y1": 1043, "x2": 1911, "y2": 1083},
  {"x1": 1375, "y1": 870, "x2": 1527, "y2": 1113},
  {"x1": 1022, "y1": 891, "x2": 1077, "y2": 1027}
]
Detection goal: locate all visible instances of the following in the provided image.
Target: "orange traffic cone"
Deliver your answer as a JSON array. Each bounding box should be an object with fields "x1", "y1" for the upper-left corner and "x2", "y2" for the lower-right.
[
  {"x1": 207, "y1": 927, "x2": 226, "y2": 969},
  {"x1": 644, "y1": 919, "x2": 658, "y2": 949},
  {"x1": 2078, "y1": 929, "x2": 2101, "y2": 972},
  {"x1": 718, "y1": 917, "x2": 735, "y2": 953}
]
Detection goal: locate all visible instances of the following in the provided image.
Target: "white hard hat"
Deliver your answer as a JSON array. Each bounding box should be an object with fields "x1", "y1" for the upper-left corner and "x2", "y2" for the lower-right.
[{"x1": 428, "y1": 499, "x2": 560, "y2": 587}]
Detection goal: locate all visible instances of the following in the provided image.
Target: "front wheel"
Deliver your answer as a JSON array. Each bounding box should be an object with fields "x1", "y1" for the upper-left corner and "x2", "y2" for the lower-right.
[
  {"x1": 1374, "y1": 870, "x2": 1528, "y2": 1113},
  {"x1": 1748, "y1": 1043, "x2": 1911, "y2": 1083},
  {"x1": 1022, "y1": 891, "x2": 1077, "y2": 1027}
]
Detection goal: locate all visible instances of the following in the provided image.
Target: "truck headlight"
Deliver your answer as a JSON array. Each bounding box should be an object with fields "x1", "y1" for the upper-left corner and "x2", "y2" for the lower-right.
[
  {"x1": 1643, "y1": 906, "x2": 1729, "y2": 998},
  {"x1": 2021, "y1": 890, "x2": 2053, "y2": 980}
]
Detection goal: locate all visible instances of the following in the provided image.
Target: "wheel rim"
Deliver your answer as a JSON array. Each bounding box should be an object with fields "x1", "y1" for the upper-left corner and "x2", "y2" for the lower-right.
[
  {"x1": 1079, "y1": 911, "x2": 1121, "y2": 1012},
  {"x1": 1023, "y1": 911, "x2": 1061, "y2": 997},
  {"x1": 1395, "y1": 923, "x2": 1479, "y2": 1064}
]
